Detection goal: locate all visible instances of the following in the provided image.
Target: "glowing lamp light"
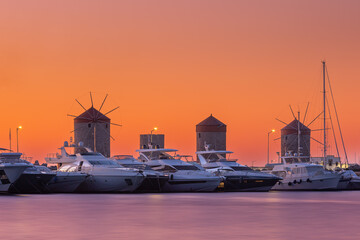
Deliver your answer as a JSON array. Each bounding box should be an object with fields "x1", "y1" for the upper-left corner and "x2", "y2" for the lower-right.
[
  {"x1": 153, "y1": 127, "x2": 158, "y2": 131},
  {"x1": 16, "y1": 125, "x2": 22, "y2": 152},
  {"x1": 267, "y1": 129, "x2": 275, "y2": 165}
]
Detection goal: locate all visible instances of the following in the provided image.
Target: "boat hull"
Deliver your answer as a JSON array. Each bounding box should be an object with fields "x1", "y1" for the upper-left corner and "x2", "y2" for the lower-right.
[
  {"x1": 222, "y1": 176, "x2": 279, "y2": 192},
  {"x1": 271, "y1": 175, "x2": 340, "y2": 191},
  {"x1": 1, "y1": 165, "x2": 28, "y2": 193},
  {"x1": 337, "y1": 178, "x2": 351, "y2": 190},
  {"x1": 47, "y1": 174, "x2": 87, "y2": 193},
  {"x1": 76, "y1": 174, "x2": 144, "y2": 193},
  {"x1": 135, "y1": 175, "x2": 168, "y2": 193},
  {"x1": 8, "y1": 173, "x2": 56, "y2": 194},
  {"x1": 348, "y1": 180, "x2": 360, "y2": 190},
  {"x1": 163, "y1": 176, "x2": 221, "y2": 192}
]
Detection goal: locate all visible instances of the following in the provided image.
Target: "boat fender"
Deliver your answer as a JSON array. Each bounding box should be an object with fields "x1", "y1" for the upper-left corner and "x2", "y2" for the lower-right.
[
  {"x1": 306, "y1": 178, "x2": 312, "y2": 183},
  {"x1": 278, "y1": 181, "x2": 282, "y2": 185},
  {"x1": 170, "y1": 174, "x2": 174, "y2": 180},
  {"x1": 298, "y1": 179, "x2": 302, "y2": 184},
  {"x1": 293, "y1": 180, "x2": 297, "y2": 184},
  {"x1": 288, "y1": 182, "x2": 292, "y2": 186}
]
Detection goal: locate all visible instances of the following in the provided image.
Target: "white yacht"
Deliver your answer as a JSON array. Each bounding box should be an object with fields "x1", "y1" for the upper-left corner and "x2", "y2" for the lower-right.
[
  {"x1": 337, "y1": 170, "x2": 360, "y2": 190},
  {"x1": 137, "y1": 148, "x2": 221, "y2": 192},
  {"x1": 271, "y1": 154, "x2": 340, "y2": 191},
  {"x1": 0, "y1": 151, "x2": 55, "y2": 193},
  {"x1": 44, "y1": 165, "x2": 87, "y2": 193},
  {"x1": 112, "y1": 155, "x2": 168, "y2": 192},
  {"x1": 0, "y1": 163, "x2": 29, "y2": 193},
  {"x1": 196, "y1": 149, "x2": 281, "y2": 191},
  {"x1": 0, "y1": 149, "x2": 29, "y2": 193},
  {"x1": 46, "y1": 143, "x2": 145, "y2": 193}
]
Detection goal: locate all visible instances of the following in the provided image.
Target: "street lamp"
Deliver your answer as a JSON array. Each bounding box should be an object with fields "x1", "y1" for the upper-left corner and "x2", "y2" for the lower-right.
[
  {"x1": 150, "y1": 127, "x2": 158, "y2": 148},
  {"x1": 16, "y1": 126, "x2": 22, "y2": 152},
  {"x1": 267, "y1": 129, "x2": 275, "y2": 165}
]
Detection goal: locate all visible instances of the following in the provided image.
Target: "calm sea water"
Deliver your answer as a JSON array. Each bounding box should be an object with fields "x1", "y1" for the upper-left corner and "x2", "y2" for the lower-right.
[{"x1": 1, "y1": 192, "x2": 360, "y2": 240}]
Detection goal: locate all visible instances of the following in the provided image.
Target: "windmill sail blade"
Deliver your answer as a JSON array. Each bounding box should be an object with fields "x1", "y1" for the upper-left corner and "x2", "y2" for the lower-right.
[
  {"x1": 70, "y1": 126, "x2": 87, "y2": 133},
  {"x1": 311, "y1": 128, "x2": 331, "y2": 131},
  {"x1": 311, "y1": 137, "x2": 324, "y2": 145},
  {"x1": 275, "y1": 118, "x2": 289, "y2": 126},
  {"x1": 90, "y1": 92, "x2": 94, "y2": 108},
  {"x1": 75, "y1": 99, "x2": 87, "y2": 111},
  {"x1": 104, "y1": 106, "x2": 119, "y2": 116},
  {"x1": 68, "y1": 114, "x2": 92, "y2": 121},
  {"x1": 110, "y1": 122, "x2": 122, "y2": 127},
  {"x1": 303, "y1": 102, "x2": 310, "y2": 124},
  {"x1": 289, "y1": 105, "x2": 296, "y2": 120},
  {"x1": 99, "y1": 94, "x2": 108, "y2": 112},
  {"x1": 275, "y1": 118, "x2": 297, "y2": 130},
  {"x1": 307, "y1": 111, "x2": 323, "y2": 127}
]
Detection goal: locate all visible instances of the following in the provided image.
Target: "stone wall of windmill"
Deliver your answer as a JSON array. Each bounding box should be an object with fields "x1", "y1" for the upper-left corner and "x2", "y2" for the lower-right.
[
  {"x1": 74, "y1": 107, "x2": 111, "y2": 157},
  {"x1": 196, "y1": 114, "x2": 227, "y2": 152},
  {"x1": 281, "y1": 119, "x2": 311, "y2": 158}
]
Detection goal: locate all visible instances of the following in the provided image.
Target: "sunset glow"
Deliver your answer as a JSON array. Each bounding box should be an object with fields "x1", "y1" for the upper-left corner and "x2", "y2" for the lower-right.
[{"x1": 1, "y1": 0, "x2": 359, "y2": 165}]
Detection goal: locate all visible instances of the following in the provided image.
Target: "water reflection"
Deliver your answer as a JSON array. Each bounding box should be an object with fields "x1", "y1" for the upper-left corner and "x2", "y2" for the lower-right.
[{"x1": 1, "y1": 192, "x2": 360, "y2": 240}]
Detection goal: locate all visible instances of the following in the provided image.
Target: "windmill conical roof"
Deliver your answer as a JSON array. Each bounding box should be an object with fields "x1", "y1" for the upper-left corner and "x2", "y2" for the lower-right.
[
  {"x1": 196, "y1": 114, "x2": 226, "y2": 132},
  {"x1": 281, "y1": 119, "x2": 310, "y2": 135},
  {"x1": 74, "y1": 107, "x2": 110, "y2": 123}
]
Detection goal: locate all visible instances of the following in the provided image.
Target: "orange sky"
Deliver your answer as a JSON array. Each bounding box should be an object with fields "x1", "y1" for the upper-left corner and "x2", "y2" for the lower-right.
[{"x1": 1, "y1": 0, "x2": 359, "y2": 165}]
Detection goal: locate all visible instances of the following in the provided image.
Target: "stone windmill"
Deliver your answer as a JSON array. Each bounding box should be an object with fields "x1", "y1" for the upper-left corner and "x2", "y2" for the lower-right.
[{"x1": 68, "y1": 92, "x2": 121, "y2": 157}]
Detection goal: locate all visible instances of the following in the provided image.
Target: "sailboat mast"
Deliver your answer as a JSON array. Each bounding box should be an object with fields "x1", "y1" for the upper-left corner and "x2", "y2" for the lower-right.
[
  {"x1": 297, "y1": 112, "x2": 301, "y2": 156},
  {"x1": 322, "y1": 61, "x2": 327, "y2": 164}
]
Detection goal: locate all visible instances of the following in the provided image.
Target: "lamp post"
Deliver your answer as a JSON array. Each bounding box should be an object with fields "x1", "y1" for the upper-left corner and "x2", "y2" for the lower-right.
[
  {"x1": 150, "y1": 127, "x2": 158, "y2": 148},
  {"x1": 267, "y1": 129, "x2": 275, "y2": 165},
  {"x1": 16, "y1": 126, "x2": 22, "y2": 152}
]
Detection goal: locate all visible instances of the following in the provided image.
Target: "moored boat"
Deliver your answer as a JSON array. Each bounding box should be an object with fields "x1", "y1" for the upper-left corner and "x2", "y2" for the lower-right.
[
  {"x1": 196, "y1": 148, "x2": 281, "y2": 192},
  {"x1": 46, "y1": 143, "x2": 145, "y2": 193},
  {"x1": 112, "y1": 155, "x2": 168, "y2": 193},
  {"x1": 137, "y1": 148, "x2": 221, "y2": 192}
]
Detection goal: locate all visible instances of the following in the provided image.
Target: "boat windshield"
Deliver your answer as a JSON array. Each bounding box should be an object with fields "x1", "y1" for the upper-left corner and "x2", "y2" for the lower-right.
[
  {"x1": 121, "y1": 164, "x2": 152, "y2": 171},
  {"x1": 145, "y1": 151, "x2": 175, "y2": 160},
  {"x1": 172, "y1": 165, "x2": 200, "y2": 171},
  {"x1": 305, "y1": 166, "x2": 324, "y2": 172},
  {"x1": 200, "y1": 153, "x2": 232, "y2": 162},
  {"x1": 58, "y1": 165, "x2": 79, "y2": 172},
  {"x1": 151, "y1": 165, "x2": 177, "y2": 172},
  {"x1": 88, "y1": 160, "x2": 119, "y2": 166},
  {"x1": 231, "y1": 166, "x2": 252, "y2": 171}
]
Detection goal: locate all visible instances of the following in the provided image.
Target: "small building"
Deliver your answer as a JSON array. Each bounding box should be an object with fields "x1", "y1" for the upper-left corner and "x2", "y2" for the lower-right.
[
  {"x1": 74, "y1": 107, "x2": 111, "y2": 157},
  {"x1": 312, "y1": 155, "x2": 345, "y2": 170},
  {"x1": 140, "y1": 134, "x2": 165, "y2": 149},
  {"x1": 196, "y1": 114, "x2": 226, "y2": 152}
]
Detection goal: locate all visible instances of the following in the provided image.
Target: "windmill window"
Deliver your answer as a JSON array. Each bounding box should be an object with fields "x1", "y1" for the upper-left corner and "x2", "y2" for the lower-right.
[
  {"x1": 88, "y1": 124, "x2": 91, "y2": 128},
  {"x1": 106, "y1": 124, "x2": 108, "y2": 128},
  {"x1": 199, "y1": 133, "x2": 201, "y2": 138}
]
